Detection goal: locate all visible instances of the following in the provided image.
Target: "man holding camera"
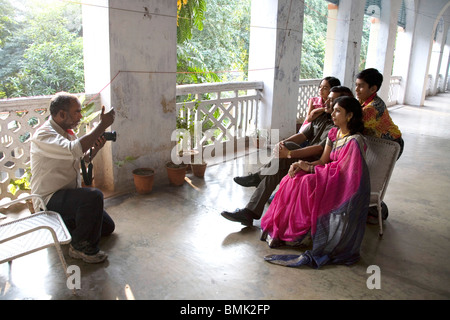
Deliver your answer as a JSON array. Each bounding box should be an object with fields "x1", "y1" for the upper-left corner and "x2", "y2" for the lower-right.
[{"x1": 30, "y1": 92, "x2": 115, "y2": 263}]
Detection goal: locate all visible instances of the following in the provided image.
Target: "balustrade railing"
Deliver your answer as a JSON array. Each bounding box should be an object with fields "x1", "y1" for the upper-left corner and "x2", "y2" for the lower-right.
[
  {"x1": 175, "y1": 81, "x2": 264, "y2": 154},
  {"x1": 387, "y1": 76, "x2": 402, "y2": 107},
  {"x1": 297, "y1": 79, "x2": 321, "y2": 124}
]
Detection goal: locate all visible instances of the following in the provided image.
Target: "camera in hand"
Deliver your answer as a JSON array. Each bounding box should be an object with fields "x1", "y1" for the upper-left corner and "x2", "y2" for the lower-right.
[{"x1": 102, "y1": 131, "x2": 117, "y2": 142}]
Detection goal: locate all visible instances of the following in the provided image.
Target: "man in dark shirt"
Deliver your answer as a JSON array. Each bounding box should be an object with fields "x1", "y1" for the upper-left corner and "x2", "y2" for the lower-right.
[{"x1": 221, "y1": 86, "x2": 353, "y2": 226}]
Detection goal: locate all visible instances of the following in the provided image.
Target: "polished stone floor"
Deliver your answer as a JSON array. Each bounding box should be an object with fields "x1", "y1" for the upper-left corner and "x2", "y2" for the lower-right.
[{"x1": 1, "y1": 93, "x2": 450, "y2": 301}]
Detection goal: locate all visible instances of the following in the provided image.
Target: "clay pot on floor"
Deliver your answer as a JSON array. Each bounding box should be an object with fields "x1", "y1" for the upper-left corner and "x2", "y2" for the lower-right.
[
  {"x1": 191, "y1": 162, "x2": 207, "y2": 178},
  {"x1": 166, "y1": 162, "x2": 187, "y2": 186},
  {"x1": 132, "y1": 168, "x2": 155, "y2": 194}
]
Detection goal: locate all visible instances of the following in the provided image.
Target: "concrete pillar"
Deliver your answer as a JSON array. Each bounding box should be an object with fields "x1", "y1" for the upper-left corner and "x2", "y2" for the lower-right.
[
  {"x1": 365, "y1": 0, "x2": 402, "y2": 102},
  {"x1": 323, "y1": 3, "x2": 338, "y2": 77},
  {"x1": 404, "y1": 0, "x2": 450, "y2": 106},
  {"x1": 365, "y1": 17, "x2": 381, "y2": 71},
  {"x1": 330, "y1": 0, "x2": 366, "y2": 90},
  {"x1": 430, "y1": 20, "x2": 449, "y2": 95},
  {"x1": 440, "y1": 31, "x2": 450, "y2": 92},
  {"x1": 83, "y1": 0, "x2": 177, "y2": 192},
  {"x1": 392, "y1": 0, "x2": 415, "y2": 105},
  {"x1": 248, "y1": 0, "x2": 304, "y2": 140}
]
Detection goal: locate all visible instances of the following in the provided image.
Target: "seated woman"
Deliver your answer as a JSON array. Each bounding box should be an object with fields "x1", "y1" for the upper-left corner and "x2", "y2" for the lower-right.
[
  {"x1": 261, "y1": 96, "x2": 370, "y2": 269},
  {"x1": 299, "y1": 76, "x2": 341, "y2": 132}
]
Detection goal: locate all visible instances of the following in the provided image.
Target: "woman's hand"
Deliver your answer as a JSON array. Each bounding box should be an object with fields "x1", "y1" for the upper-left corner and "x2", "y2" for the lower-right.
[{"x1": 288, "y1": 160, "x2": 311, "y2": 178}]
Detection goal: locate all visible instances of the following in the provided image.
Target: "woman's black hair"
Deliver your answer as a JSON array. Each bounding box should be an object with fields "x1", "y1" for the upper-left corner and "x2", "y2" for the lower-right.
[
  {"x1": 330, "y1": 85, "x2": 354, "y2": 97},
  {"x1": 321, "y1": 76, "x2": 341, "y2": 89},
  {"x1": 333, "y1": 96, "x2": 364, "y2": 135}
]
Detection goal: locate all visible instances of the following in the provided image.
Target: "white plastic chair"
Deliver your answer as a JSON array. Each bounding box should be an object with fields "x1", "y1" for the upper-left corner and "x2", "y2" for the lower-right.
[
  {"x1": 364, "y1": 136, "x2": 400, "y2": 237},
  {"x1": 0, "y1": 194, "x2": 73, "y2": 292}
]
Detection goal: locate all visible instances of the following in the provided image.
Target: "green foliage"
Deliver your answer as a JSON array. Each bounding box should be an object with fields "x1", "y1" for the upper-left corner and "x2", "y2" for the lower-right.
[
  {"x1": 177, "y1": 0, "x2": 207, "y2": 45},
  {"x1": 300, "y1": 0, "x2": 328, "y2": 79},
  {"x1": 189, "y1": 0, "x2": 251, "y2": 82},
  {"x1": 114, "y1": 156, "x2": 140, "y2": 168},
  {"x1": 177, "y1": 41, "x2": 220, "y2": 84},
  {"x1": 8, "y1": 167, "x2": 31, "y2": 195},
  {"x1": 0, "y1": 0, "x2": 84, "y2": 98},
  {"x1": 177, "y1": 0, "x2": 217, "y2": 84},
  {"x1": 176, "y1": 0, "x2": 250, "y2": 85},
  {"x1": 0, "y1": 0, "x2": 15, "y2": 48}
]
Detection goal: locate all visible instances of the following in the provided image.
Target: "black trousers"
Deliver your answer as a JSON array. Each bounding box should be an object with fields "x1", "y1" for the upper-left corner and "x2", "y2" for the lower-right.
[{"x1": 47, "y1": 187, "x2": 115, "y2": 254}]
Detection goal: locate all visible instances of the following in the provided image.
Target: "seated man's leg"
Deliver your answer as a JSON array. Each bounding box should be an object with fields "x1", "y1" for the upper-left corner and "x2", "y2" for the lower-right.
[
  {"x1": 222, "y1": 158, "x2": 294, "y2": 225},
  {"x1": 47, "y1": 188, "x2": 112, "y2": 257},
  {"x1": 246, "y1": 160, "x2": 291, "y2": 219},
  {"x1": 101, "y1": 210, "x2": 115, "y2": 236}
]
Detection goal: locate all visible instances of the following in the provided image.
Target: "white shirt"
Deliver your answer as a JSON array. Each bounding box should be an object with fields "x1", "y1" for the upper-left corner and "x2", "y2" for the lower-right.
[{"x1": 30, "y1": 117, "x2": 84, "y2": 211}]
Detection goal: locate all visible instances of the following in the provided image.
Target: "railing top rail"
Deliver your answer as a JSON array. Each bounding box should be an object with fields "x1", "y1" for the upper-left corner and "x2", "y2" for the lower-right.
[
  {"x1": 298, "y1": 79, "x2": 321, "y2": 85},
  {"x1": 0, "y1": 93, "x2": 99, "y2": 111},
  {"x1": 176, "y1": 81, "x2": 264, "y2": 95}
]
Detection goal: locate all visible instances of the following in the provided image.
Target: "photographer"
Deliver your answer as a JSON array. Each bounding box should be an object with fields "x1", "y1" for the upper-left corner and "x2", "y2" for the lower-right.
[{"x1": 30, "y1": 92, "x2": 115, "y2": 263}]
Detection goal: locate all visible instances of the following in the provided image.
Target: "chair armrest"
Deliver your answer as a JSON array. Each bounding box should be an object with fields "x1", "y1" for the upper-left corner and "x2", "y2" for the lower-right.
[{"x1": 0, "y1": 194, "x2": 47, "y2": 211}]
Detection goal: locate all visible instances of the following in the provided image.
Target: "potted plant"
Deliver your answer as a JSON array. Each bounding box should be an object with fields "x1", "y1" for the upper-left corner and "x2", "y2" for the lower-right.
[
  {"x1": 165, "y1": 161, "x2": 188, "y2": 186},
  {"x1": 131, "y1": 168, "x2": 155, "y2": 194},
  {"x1": 115, "y1": 156, "x2": 155, "y2": 194},
  {"x1": 176, "y1": 99, "x2": 208, "y2": 177},
  {"x1": 191, "y1": 160, "x2": 207, "y2": 178}
]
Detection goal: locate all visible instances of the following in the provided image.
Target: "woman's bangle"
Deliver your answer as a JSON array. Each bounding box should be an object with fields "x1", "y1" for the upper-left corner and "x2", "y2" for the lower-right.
[{"x1": 309, "y1": 164, "x2": 314, "y2": 173}]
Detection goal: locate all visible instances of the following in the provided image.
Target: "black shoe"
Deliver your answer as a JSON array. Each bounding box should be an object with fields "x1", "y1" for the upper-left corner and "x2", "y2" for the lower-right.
[
  {"x1": 221, "y1": 208, "x2": 254, "y2": 226},
  {"x1": 233, "y1": 173, "x2": 261, "y2": 187}
]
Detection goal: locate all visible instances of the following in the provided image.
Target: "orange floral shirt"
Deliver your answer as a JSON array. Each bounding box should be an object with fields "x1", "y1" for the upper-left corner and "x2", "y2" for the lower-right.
[{"x1": 362, "y1": 95, "x2": 401, "y2": 140}]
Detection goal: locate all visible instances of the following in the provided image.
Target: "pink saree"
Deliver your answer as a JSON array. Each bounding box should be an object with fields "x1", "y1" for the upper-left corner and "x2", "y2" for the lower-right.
[{"x1": 261, "y1": 127, "x2": 370, "y2": 268}]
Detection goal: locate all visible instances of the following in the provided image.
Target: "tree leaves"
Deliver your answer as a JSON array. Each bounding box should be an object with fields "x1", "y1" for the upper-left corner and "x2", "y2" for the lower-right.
[{"x1": 0, "y1": 0, "x2": 83, "y2": 98}]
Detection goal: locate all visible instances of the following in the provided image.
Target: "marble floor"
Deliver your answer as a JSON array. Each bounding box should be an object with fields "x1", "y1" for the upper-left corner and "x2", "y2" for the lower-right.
[{"x1": 1, "y1": 93, "x2": 450, "y2": 301}]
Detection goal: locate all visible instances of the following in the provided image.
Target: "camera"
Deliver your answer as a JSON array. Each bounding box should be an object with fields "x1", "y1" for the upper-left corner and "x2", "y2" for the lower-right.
[{"x1": 102, "y1": 131, "x2": 117, "y2": 142}]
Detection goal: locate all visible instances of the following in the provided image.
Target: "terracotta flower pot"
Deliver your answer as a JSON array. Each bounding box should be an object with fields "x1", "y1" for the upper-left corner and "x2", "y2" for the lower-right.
[
  {"x1": 132, "y1": 168, "x2": 155, "y2": 194},
  {"x1": 191, "y1": 162, "x2": 207, "y2": 178},
  {"x1": 166, "y1": 162, "x2": 187, "y2": 186}
]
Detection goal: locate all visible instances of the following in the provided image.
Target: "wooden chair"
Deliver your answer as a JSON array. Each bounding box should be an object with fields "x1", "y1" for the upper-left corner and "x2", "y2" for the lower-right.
[{"x1": 364, "y1": 136, "x2": 400, "y2": 237}]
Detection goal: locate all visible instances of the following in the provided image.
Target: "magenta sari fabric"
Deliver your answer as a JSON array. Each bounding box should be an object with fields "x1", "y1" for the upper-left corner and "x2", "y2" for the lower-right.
[{"x1": 261, "y1": 127, "x2": 370, "y2": 268}]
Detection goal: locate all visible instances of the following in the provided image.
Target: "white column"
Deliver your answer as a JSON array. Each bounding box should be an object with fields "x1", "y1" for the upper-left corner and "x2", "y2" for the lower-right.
[
  {"x1": 365, "y1": 17, "x2": 381, "y2": 70},
  {"x1": 404, "y1": 0, "x2": 450, "y2": 106},
  {"x1": 440, "y1": 31, "x2": 450, "y2": 92},
  {"x1": 430, "y1": 21, "x2": 449, "y2": 95},
  {"x1": 392, "y1": 0, "x2": 415, "y2": 105},
  {"x1": 83, "y1": 0, "x2": 177, "y2": 192},
  {"x1": 330, "y1": 0, "x2": 366, "y2": 89},
  {"x1": 323, "y1": 3, "x2": 338, "y2": 77},
  {"x1": 368, "y1": 0, "x2": 402, "y2": 102},
  {"x1": 248, "y1": 0, "x2": 304, "y2": 139}
]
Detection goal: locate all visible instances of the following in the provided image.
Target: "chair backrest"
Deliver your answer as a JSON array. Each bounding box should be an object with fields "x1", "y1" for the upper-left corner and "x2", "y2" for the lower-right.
[{"x1": 364, "y1": 136, "x2": 400, "y2": 201}]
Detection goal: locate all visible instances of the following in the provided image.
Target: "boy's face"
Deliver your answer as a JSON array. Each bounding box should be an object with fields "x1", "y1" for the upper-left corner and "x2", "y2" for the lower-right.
[{"x1": 355, "y1": 78, "x2": 378, "y2": 103}]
